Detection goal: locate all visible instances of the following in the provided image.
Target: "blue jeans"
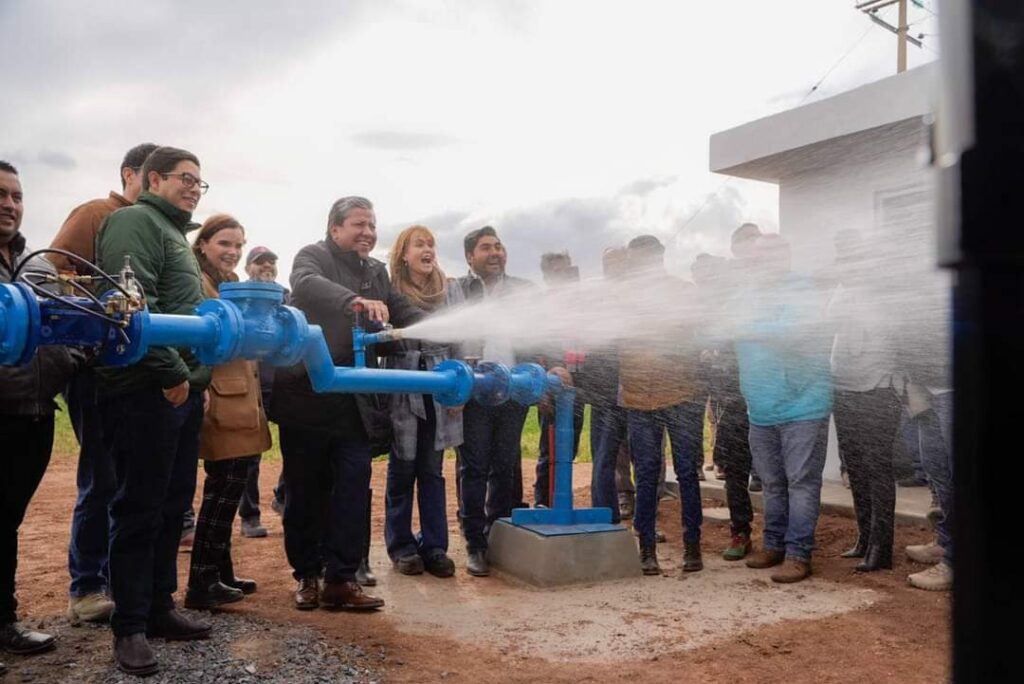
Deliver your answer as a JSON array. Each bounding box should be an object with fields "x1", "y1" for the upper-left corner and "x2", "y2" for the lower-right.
[
  {"x1": 919, "y1": 392, "x2": 953, "y2": 563},
  {"x1": 385, "y1": 399, "x2": 448, "y2": 560},
  {"x1": 279, "y1": 424, "x2": 371, "y2": 583},
  {"x1": 65, "y1": 368, "x2": 116, "y2": 598},
  {"x1": 629, "y1": 401, "x2": 705, "y2": 547},
  {"x1": 458, "y1": 400, "x2": 528, "y2": 552},
  {"x1": 100, "y1": 389, "x2": 203, "y2": 637},
  {"x1": 590, "y1": 404, "x2": 628, "y2": 523},
  {"x1": 748, "y1": 418, "x2": 829, "y2": 561},
  {"x1": 534, "y1": 398, "x2": 585, "y2": 507}
]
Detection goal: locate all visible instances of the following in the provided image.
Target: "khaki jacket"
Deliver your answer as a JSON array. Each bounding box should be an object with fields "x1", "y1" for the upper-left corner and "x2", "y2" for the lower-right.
[{"x1": 199, "y1": 272, "x2": 272, "y2": 461}]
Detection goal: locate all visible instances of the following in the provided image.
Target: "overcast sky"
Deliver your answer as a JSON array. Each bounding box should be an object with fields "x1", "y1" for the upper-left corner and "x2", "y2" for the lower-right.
[{"x1": 2, "y1": 0, "x2": 938, "y2": 282}]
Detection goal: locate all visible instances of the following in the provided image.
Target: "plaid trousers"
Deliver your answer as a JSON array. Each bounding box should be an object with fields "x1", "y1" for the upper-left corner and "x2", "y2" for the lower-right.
[{"x1": 188, "y1": 455, "x2": 258, "y2": 587}]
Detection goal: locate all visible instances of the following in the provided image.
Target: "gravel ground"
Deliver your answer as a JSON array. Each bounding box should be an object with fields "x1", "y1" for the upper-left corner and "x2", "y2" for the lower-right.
[{"x1": 2, "y1": 611, "x2": 381, "y2": 684}]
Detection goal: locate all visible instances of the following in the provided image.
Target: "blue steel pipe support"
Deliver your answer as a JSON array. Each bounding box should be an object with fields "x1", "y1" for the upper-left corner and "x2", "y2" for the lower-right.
[{"x1": 552, "y1": 386, "x2": 576, "y2": 512}]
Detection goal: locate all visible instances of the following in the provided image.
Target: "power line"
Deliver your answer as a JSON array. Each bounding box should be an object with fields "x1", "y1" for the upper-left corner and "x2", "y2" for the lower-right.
[{"x1": 671, "y1": 21, "x2": 881, "y2": 240}]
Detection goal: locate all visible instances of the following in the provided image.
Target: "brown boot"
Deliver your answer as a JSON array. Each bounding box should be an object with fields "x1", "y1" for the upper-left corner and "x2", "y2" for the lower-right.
[
  {"x1": 770, "y1": 558, "x2": 812, "y2": 583},
  {"x1": 745, "y1": 548, "x2": 785, "y2": 569},
  {"x1": 294, "y1": 577, "x2": 320, "y2": 611},
  {"x1": 320, "y1": 580, "x2": 385, "y2": 611}
]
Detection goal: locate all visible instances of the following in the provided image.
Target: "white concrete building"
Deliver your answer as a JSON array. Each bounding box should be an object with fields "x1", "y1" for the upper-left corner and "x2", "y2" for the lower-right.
[{"x1": 708, "y1": 65, "x2": 942, "y2": 480}]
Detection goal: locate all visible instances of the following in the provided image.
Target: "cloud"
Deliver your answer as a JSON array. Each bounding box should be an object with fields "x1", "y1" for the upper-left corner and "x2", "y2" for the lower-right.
[
  {"x1": 37, "y1": 150, "x2": 77, "y2": 171},
  {"x1": 350, "y1": 131, "x2": 462, "y2": 151},
  {"x1": 387, "y1": 176, "x2": 772, "y2": 282}
]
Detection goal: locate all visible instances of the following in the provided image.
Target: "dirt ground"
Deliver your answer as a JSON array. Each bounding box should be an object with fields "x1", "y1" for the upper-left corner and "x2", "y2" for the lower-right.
[{"x1": 8, "y1": 455, "x2": 951, "y2": 683}]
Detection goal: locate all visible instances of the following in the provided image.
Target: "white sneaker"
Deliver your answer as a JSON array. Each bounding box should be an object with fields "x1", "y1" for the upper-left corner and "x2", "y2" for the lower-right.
[
  {"x1": 67, "y1": 592, "x2": 114, "y2": 623},
  {"x1": 906, "y1": 540, "x2": 944, "y2": 565},
  {"x1": 908, "y1": 560, "x2": 952, "y2": 591}
]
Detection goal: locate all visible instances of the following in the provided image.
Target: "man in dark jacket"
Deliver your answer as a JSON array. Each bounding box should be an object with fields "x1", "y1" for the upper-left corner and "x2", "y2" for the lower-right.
[
  {"x1": 0, "y1": 161, "x2": 77, "y2": 670},
  {"x1": 455, "y1": 225, "x2": 536, "y2": 577},
  {"x1": 271, "y1": 196, "x2": 420, "y2": 612},
  {"x1": 49, "y1": 143, "x2": 159, "y2": 626},
  {"x1": 94, "y1": 146, "x2": 212, "y2": 676}
]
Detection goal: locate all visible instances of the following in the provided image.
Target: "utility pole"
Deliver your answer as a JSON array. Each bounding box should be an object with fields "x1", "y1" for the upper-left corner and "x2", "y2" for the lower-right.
[{"x1": 856, "y1": 0, "x2": 921, "y2": 73}]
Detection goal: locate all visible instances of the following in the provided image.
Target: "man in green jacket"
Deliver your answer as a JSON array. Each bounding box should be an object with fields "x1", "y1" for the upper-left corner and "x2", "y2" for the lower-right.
[{"x1": 95, "y1": 146, "x2": 212, "y2": 676}]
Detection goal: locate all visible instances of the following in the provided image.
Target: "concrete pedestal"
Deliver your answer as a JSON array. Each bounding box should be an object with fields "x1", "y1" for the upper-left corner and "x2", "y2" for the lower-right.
[{"x1": 487, "y1": 519, "x2": 641, "y2": 587}]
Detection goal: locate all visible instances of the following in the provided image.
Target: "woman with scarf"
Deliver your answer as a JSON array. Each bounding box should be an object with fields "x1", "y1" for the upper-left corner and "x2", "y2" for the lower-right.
[
  {"x1": 184, "y1": 214, "x2": 271, "y2": 608},
  {"x1": 384, "y1": 225, "x2": 464, "y2": 577}
]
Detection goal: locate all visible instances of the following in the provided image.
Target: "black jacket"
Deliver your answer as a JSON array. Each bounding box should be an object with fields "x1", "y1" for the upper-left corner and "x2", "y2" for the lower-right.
[
  {"x1": 0, "y1": 233, "x2": 78, "y2": 416},
  {"x1": 269, "y1": 239, "x2": 421, "y2": 449}
]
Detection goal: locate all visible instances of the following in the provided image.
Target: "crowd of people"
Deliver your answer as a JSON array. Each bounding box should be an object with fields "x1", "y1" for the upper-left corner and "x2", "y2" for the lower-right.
[{"x1": 0, "y1": 144, "x2": 954, "y2": 677}]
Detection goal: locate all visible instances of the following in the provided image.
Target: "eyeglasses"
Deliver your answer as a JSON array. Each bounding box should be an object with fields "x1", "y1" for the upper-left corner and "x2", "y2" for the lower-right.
[{"x1": 160, "y1": 172, "x2": 210, "y2": 194}]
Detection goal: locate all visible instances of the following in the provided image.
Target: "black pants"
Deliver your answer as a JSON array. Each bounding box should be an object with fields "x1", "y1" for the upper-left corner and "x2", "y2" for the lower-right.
[
  {"x1": 101, "y1": 389, "x2": 203, "y2": 637},
  {"x1": 458, "y1": 400, "x2": 529, "y2": 552},
  {"x1": 0, "y1": 414, "x2": 54, "y2": 625},
  {"x1": 715, "y1": 394, "x2": 754, "y2": 537},
  {"x1": 237, "y1": 455, "x2": 262, "y2": 522},
  {"x1": 188, "y1": 456, "x2": 258, "y2": 587},
  {"x1": 833, "y1": 387, "x2": 902, "y2": 554},
  {"x1": 279, "y1": 424, "x2": 371, "y2": 583}
]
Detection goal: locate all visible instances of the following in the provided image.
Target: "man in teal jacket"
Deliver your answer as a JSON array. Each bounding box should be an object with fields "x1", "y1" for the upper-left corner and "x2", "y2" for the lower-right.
[
  {"x1": 95, "y1": 146, "x2": 212, "y2": 676},
  {"x1": 732, "y1": 234, "x2": 833, "y2": 585}
]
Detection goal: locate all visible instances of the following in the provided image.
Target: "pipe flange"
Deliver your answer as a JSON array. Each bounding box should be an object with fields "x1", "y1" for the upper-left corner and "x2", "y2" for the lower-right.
[
  {"x1": 509, "y1": 362, "x2": 549, "y2": 405},
  {"x1": 472, "y1": 361, "x2": 512, "y2": 406},
  {"x1": 267, "y1": 305, "x2": 310, "y2": 367},
  {"x1": 0, "y1": 283, "x2": 38, "y2": 366},
  {"x1": 195, "y1": 298, "x2": 244, "y2": 365},
  {"x1": 98, "y1": 307, "x2": 148, "y2": 366},
  {"x1": 433, "y1": 359, "x2": 474, "y2": 407}
]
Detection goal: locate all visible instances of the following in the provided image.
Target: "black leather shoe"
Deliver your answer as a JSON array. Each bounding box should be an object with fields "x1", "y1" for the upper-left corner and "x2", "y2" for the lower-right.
[
  {"x1": 355, "y1": 558, "x2": 377, "y2": 587},
  {"x1": 855, "y1": 544, "x2": 894, "y2": 572},
  {"x1": 146, "y1": 609, "x2": 211, "y2": 641},
  {"x1": 113, "y1": 634, "x2": 159, "y2": 676},
  {"x1": 466, "y1": 551, "x2": 490, "y2": 577},
  {"x1": 841, "y1": 536, "x2": 869, "y2": 559},
  {"x1": 393, "y1": 554, "x2": 425, "y2": 575},
  {"x1": 184, "y1": 581, "x2": 245, "y2": 610},
  {"x1": 0, "y1": 622, "x2": 56, "y2": 655},
  {"x1": 423, "y1": 552, "x2": 456, "y2": 578},
  {"x1": 221, "y1": 576, "x2": 257, "y2": 595}
]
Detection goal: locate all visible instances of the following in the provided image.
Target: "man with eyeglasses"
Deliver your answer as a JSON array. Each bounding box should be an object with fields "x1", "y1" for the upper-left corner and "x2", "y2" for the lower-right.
[
  {"x1": 94, "y1": 146, "x2": 213, "y2": 676},
  {"x1": 46, "y1": 143, "x2": 158, "y2": 628}
]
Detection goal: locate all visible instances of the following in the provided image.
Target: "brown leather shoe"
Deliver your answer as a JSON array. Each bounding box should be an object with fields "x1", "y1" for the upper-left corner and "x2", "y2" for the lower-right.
[
  {"x1": 320, "y1": 581, "x2": 385, "y2": 611},
  {"x1": 745, "y1": 548, "x2": 785, "y2": 569},
  {"x1": 294, "y1": 577, "x2": 320, "y2": 611},
  {"x1": 113, "y1": 634, "x2": 159, "y2": 676},
  {"x1": 771, "y1": 558, "x2": 812, "y2": 583}
]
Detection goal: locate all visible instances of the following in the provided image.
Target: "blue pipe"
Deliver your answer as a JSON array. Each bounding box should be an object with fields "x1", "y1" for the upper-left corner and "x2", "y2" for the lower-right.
[{"x1": 552, "y1": 385, "x2": 576, "y2": 512}]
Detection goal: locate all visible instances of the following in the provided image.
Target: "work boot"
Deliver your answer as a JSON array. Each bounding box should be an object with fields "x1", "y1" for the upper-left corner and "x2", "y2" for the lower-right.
[
  {"x1": 67, "y1": 592, "x2": 115, "y2": 623},
  {"x1": 320, "y1": 581, "x2": 385, "y2": 611},
  {"x1": 0, "y1": 622, "x2": 56, "y2": 654},
  {"x1": 639, "y1": 545, "x2": 661, "y2": 576},
  {"x1": 466, "y1": 551, "x2": 490, "y2": 577},
  {"x1": 240, "y1": 517, "x2": 267, "y2": 538},
  {"x1": 183, "y1": 581, "x2": 245, "y2": 610},
  {"x1": 840, "y1": 536, "x2": 869, "y2": 559},
  {"x1": 113, "y1": 634, "x2": 159, "y2": 677},
  {"x1": 294, "y1": 577, "x2": 319, "y2": 611},
  {"x1": 146, "y1": 609, "x2": 211, "y2": 641},
  {"x1": 745, "y1": 548, "x2": 785, "y2": 569},
  {"x1": 618, "y1": 495, "x2": 635, "y2": 520},
  {"x1": 682, "y1": 542, "x2": 704, "y2": 572},
  {"x1": 907, "y1": 560, "x2": 952, "y2": 591},
  {"x1": 723, "y1": 533, "x2": 752, "y2": 561},
  {"x1": 906, "y1": 540, "x2": 944, "y2": 565},
  {"x1": 393, "y1": 554, "x2": 425, "y2": 576},
  {"x1": 770, "y1": 558, "x2": 812, "y2": 583}
]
